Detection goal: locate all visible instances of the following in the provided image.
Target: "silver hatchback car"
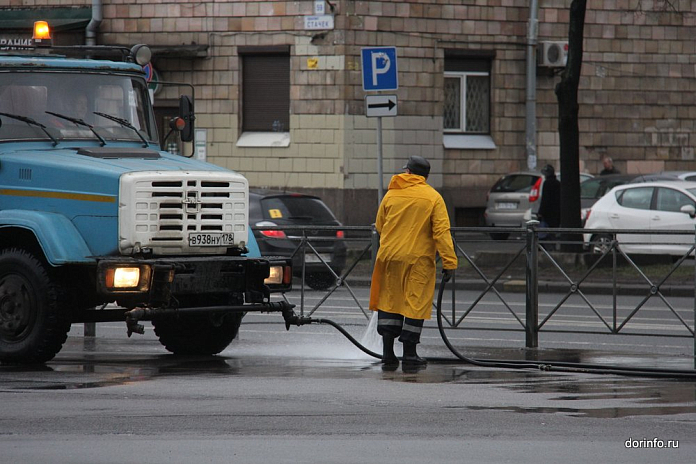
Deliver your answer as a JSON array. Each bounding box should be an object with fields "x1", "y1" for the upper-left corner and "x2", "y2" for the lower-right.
[{"x1": 484, "y1": 170, "x2": 593, "y2": 240}]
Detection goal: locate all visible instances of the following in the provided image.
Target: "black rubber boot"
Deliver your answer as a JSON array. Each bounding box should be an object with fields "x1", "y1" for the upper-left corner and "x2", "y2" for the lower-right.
[
  {"x1": 382, "y1": 335, "x2": 399, "y2": 365},
  {"x1": 402, "y1": 342, "x2": 427, "y2": 366}
]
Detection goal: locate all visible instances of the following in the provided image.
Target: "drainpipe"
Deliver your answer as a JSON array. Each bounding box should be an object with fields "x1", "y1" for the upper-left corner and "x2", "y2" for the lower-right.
[
  {"x1": 525, "y1": 0, "x2": 539, "y2": 171},
  {"x1": 85, "y1": 0, "x2": 103, "y2": 46}
]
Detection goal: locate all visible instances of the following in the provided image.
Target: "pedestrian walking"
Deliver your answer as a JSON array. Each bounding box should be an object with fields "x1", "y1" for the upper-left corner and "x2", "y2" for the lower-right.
[
  {"x1": 537, "y1": 164, "x2": 561, "y2": 243},
  {"x1": 369, "y1": 155, "x2": 458, "y2": 367}
]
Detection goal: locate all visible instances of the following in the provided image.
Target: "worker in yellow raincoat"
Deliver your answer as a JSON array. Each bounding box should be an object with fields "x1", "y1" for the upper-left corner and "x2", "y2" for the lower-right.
[{"x1": 369, "y1": 155, "x2": 458, "y2": 367}]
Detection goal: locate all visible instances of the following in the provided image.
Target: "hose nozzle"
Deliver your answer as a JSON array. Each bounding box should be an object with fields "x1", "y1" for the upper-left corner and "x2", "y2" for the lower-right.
[{"x1": 281, "y1": 307, "x2": 314, "y2": 330}]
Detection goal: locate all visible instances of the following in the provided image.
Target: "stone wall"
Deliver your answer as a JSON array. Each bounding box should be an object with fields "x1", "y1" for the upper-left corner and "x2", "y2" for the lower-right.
[{"x1": 9, "y1": 0, "x2": 696, "y2": 225}]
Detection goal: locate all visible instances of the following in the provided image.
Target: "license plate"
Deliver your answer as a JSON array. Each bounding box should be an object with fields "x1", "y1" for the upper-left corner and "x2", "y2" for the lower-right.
[
  {"x1": 305, "y1": 253, "x2": 331, "y2": 263},
  {"x1": 188, "y1": 233, "x2": 235, "y2": 247},
  {"x1": 497, "y1": 202, "x2": 517, "y2": 210}
]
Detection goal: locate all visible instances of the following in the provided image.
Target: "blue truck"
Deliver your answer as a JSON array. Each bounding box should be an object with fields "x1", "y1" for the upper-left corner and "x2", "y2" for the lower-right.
[{"x1": 0, "y1": 38, "x2": 293, "y2": 363}]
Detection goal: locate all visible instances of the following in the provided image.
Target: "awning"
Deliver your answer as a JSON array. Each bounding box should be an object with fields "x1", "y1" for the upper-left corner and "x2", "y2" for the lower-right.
[
  {"x1": 0, "y1": 7, "x2": 92, "y2": 32},
  {"x1": 150, "y1": 45, "x2": 209, "y2": 60}
]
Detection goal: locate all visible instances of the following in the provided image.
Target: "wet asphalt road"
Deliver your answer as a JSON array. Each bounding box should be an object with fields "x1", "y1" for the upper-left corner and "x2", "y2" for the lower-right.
[{"x1": 2, "y1": 295, "x2": 696, "y2": 464}]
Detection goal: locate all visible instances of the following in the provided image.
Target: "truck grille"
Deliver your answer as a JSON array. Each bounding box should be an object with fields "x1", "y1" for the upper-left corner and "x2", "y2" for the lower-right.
[{"x1": 119, "y1": 171, "x2": 248, "y2": 255}]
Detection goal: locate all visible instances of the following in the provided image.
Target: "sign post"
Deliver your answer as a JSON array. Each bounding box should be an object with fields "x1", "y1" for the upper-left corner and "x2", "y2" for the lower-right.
[{"x1": 361, "y1": 47, "x2": 398, "y2": 206}]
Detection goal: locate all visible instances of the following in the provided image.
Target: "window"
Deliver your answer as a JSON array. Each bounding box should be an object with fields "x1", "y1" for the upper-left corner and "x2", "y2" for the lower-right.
[
  {"x1": 444, "y1": 57, "x2": 491, "y2": 134},
  {"x1": 0, "y1": 72, "x2": 156, "y2": 143},
  {"x1": 240, "y1": 48, "x2": 290, "y2": 133},
  {"x1": 656, "y1": 188, "x2": 694, "y2": 213},
  {"x1": 581, "y1": 178, "x2": 628, "y2": 200},
  {"x1": 617, "y1": 187, "x2": 653, "y2": 210},
  {"x1": 491, "y1": 174, "x2": 539, "y2": 194},
  {"x1": 260, "y1": 196, "x2": 336, "y2": 223}
]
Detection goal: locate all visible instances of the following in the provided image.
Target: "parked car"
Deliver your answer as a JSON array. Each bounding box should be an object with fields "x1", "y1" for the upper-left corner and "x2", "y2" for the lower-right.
[
  {"x1": 484, "y1": 170, "x2": 593, "y2": 240},
  {"x1": 579, "y1": 173, "x2": 682, "y2": 225},
  {"x1": 249, "y1": 189, "x2": 346, "y2": 290},
  {"x1": 583, "y1": 181, "x2": 696, "y2": 255},
  {"x1": 658, "y1": 171, "x2": 696, "y2": 182}
]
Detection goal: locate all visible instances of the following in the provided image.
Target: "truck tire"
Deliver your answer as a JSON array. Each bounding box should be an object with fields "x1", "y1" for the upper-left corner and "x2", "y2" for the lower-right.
[
  {"x1": 152, "y1": 312, "x2": 244, "y2": 356},
  {"x1": 0, "y1": 249, "x2": 71, "y2": 364}
]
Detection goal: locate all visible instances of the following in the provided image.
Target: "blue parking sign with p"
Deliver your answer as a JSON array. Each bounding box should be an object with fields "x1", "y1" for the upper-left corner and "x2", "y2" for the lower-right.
[{"x1": 361, "y1": 47, "x2": 398, "y2": 91}]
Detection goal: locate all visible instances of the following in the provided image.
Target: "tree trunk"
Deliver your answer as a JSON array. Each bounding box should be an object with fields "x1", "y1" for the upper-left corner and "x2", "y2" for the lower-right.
[{"x1": 554, "y1": 0, "x2": 587, "y2": 250}]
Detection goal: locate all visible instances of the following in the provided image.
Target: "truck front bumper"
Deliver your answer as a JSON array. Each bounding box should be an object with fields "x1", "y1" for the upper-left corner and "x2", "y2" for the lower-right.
[{"x1": 96, "y1": 255, "x2": 292, "y2": 308}]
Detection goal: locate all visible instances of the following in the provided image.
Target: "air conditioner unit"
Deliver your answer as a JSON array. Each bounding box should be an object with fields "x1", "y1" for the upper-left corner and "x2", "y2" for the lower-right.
[{"x1": 538, "y1": 41, "x2": 568, "y2": 67}]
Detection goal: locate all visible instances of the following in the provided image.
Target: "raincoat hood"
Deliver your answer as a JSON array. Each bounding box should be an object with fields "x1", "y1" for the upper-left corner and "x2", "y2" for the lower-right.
[{"x1": 388, "y1": 172, "x2": 426, "y2": 190}]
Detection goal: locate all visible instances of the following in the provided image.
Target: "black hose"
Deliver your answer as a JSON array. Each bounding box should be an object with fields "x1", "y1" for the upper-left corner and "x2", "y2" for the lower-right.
[
  {"x1": 434, "y1": 276, "x2": 696, "y2": 379},
  {"x1": 293, "y1": 278, "x2": 696, "y2": 379}
]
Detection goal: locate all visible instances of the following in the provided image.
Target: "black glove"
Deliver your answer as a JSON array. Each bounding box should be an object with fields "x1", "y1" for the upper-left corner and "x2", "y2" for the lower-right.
[{"x1": 442, "y1": 269, "x2": 453, "y2": 282}]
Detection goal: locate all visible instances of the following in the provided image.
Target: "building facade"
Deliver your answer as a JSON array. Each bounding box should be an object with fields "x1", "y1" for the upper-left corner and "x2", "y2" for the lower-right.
[{"x1": 2, "y1": 0, "x2": 696, "y2": 225}]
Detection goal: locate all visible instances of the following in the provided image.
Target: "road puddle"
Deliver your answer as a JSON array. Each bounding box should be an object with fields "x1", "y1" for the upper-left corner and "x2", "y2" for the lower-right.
[{"x1": 1, "y1": 336, "x2": 694, "y2": 420}]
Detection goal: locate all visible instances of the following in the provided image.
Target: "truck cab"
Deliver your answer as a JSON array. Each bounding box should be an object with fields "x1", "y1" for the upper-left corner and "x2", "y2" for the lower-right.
[{"x1": 0, "y1": 38, "x2": 292, "y2": 363}]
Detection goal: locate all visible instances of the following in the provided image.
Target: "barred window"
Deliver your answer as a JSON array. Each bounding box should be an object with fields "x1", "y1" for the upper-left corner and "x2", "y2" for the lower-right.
[{"x1": 444, "y1": 56, "x2": 491, "y2": 134}]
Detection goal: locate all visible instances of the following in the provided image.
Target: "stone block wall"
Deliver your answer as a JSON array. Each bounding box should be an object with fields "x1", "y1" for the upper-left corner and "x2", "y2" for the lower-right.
[
  {"x1": 13, "y1": 0, "x2": 696, "y2": 224},
  {"x1": 538, "y1": 0, "x2": 696, "y2": 175}
]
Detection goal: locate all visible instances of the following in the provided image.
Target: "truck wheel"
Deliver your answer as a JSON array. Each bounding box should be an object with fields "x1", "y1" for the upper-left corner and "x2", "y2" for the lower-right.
[
  {"x1": 0, "y1": 249, "x2": 71, "y2": 364},
  {"x1": 306, "y1": 272, "x2": 336, "y2": 290},
  {"x1": 152, "y1": 312, "x2": 244, "y2": 356}
]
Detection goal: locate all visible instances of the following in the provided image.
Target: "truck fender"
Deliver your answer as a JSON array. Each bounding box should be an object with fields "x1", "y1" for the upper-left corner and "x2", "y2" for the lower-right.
[
  {"x1": 244, "y1": 230, "x2": 261, "y2": 258},
  {"x1": 0, "y1": 210, "x2": 94, "y2": 265}
]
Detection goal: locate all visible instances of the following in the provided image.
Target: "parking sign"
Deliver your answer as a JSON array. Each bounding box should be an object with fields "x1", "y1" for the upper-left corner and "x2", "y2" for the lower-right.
[{"x1": 361, "y1": 47, "x2": 398, "y2": 91}]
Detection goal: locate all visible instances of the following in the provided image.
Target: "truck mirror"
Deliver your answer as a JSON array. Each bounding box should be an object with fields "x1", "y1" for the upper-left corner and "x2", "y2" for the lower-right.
[{"x1": 178, "y1": 95, "x2": 195, "y2": 142}]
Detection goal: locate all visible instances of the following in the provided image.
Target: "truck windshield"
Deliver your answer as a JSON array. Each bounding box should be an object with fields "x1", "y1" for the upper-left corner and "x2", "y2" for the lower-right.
[{"x1": 0, "y1": 72, "x2": 157, "y2": 144}]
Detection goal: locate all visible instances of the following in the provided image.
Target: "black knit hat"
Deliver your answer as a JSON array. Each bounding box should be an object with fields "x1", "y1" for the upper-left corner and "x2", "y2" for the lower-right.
[{"x1": 403, "y1": 155, "x2": 431, "y2": 177}]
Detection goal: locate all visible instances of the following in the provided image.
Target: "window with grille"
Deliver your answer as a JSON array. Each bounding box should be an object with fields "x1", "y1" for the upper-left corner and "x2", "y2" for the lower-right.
[
  {"x1": 444, "y1": 56, "x2": 491, "y2": 134},
  {"x1": 240, "y1": 47, "x2": 290, "y2": 132}
]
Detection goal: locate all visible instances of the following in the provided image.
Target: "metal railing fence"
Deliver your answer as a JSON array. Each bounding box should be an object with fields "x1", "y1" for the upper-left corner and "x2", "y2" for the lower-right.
[{"x1": 256, "y1": 223, "x2": 696, "y2": 360}]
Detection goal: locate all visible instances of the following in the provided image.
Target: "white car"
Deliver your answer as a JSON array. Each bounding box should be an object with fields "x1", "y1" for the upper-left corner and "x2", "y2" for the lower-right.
[
  {"x1": 584, "y1": 181, "x2": 696, "y2": 255},
  {"x1": 659, "y1": 171, "x2": 696, "y2": 182}
]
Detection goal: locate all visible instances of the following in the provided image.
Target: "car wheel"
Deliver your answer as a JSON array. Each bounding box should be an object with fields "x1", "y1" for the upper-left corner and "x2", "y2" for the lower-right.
[
  {"x1": 489, "y1": 232, "x2": 510, "y2": 241},
  {"x1": 590, "y1": 234, "x2": 613, "y2": 254},
  {"x1": 306, "y1": 272, "x2": 337, "y2": 291}
]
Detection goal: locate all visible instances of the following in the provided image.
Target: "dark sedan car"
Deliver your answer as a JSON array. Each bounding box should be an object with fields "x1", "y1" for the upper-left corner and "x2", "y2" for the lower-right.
[{"x1": 249, "y1": 189, "x2": 346, "y2": 290}]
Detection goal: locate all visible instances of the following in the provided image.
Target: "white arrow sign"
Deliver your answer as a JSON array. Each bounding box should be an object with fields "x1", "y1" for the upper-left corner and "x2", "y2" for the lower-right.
[{"x1": 365, "y1": 95, "x2": 397, "y2": 118}]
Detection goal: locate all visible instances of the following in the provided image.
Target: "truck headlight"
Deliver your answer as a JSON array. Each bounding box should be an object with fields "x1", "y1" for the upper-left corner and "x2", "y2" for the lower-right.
[
  {"x1": 102, "y1": 265, "x2": 152, "y2": 292},
  {"x1": 109, "y1": 267, "x2": 140, "y2": 288},
  {"x1": 264, "y1": 265, "x2": 284, "y2": 285}
]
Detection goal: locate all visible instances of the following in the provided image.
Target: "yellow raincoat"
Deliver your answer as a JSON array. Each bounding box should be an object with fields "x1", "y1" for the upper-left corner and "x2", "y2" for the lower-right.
[{"x1": 369, "y1": 173, "x2": 458, "y2": 320}]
